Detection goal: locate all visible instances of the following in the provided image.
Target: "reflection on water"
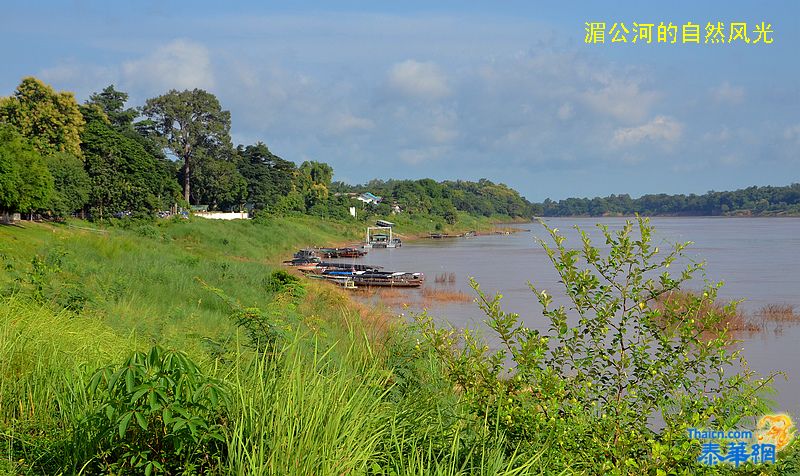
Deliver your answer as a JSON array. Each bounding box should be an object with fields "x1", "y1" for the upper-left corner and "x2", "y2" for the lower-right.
[{"x1": 336, "y1": 217, "x2": 800, "y2": 417}]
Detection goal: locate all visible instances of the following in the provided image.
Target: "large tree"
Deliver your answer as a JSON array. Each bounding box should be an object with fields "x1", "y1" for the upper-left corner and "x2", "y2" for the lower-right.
[
  {"x1": 80, "y1": 105, "x2": 180, "y2": 219},
  {"x1": 0, "y1": 77, "x2": 85, "y2": 159},
  {"x1": 44, "y1": 152, "x2": 90, "y2": 218},
  {"x1": 191, "y1": 145, "x2": 246, "y2": 210},
  {"x1": 237, "y1": 142, "x2": 296, "y2": 211},
  {"x1": 142, "y1": 89, "x2": 231, "y2": 204},
  {"x1": 0, "y1": 125, "x2": 53, "y2": 219}
]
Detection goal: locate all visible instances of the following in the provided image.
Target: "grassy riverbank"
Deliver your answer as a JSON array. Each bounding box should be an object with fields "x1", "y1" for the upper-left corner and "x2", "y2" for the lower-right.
[
  {"x1": 1, "y1": 216, "x2": 798, "y2": 474},
  {"x1": 0, "y1": 214, "x2": 536, "y2": 474}
]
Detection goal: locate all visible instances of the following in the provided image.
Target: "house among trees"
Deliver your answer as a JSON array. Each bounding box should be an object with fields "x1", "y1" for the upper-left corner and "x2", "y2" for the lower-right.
[{"x1": 357, "y1": 192, "x2": 381, "y2": 205}]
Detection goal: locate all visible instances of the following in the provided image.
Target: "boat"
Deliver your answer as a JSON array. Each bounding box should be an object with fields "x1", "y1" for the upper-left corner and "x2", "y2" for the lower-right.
[
  {"x1": 353, "y1": 271, "x2": 424, "y2": 287},
  {"x1": 302, "y1": 267, "x2": 423, "y2": 288},
  {"x1": 314, "y1": 247, "x2": 368, "y2": 258},
  {"x1": 296, "y1": 261, "x2": 383, "y2": 275}
]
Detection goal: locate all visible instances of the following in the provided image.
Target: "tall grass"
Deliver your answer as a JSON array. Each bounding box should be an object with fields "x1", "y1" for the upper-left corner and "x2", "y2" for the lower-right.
[
  {"x1": 0, "y1": 297, "x2": 137, "y2": 474},
  {"x1": 0, "y1": 218, "x2": 559, "y2": 474},
  {"x1": 226, "y1": 332, "x2": 390, "y2": 475}
]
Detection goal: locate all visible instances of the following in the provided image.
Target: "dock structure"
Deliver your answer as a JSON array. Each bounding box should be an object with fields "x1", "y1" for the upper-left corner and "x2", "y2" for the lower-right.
[{"x1": 365, "y1": 226, "x2": 398, "y2": 248}]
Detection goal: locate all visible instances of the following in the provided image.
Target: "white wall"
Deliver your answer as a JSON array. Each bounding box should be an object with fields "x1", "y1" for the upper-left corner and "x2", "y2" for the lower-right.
[{"x1": 194, "y1": 212, "x2": 249, "y2": 220}]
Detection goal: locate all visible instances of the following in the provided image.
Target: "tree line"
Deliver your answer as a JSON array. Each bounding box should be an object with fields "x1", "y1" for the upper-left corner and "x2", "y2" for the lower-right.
[
  {"x1": 0, "y1": 78, "x2": 342, "y2": 221},
  {"x1": 332, "y1": 178, "x2": 541, "y2": 223},
  {"x1": 540, "y1": 184, "x2": 800, "y2": 217},
  {"x1": 0, "y1": 77, "x2": 538, "y2": 223}
]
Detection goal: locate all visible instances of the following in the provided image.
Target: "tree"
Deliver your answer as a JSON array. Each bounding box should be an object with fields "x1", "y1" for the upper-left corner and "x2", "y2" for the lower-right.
[
  {"x1": 415, "y1": 218, "x2": 771, "y2": 472},
  {"x1": 81, "y1": 106, "x2": 180, "y2": 219},
  {"x1": 191, "y1": 146, "x2": 246, "y2": 210},
  {"x1": 142, "y1": 89, "x2": 231, "y2": 204},
  {"x1": 0, "y1": 125, "x2": 53, "y2": 219},
  {"x1": 44, "y1": 152, "x2": 90, "y2": 218},
  {"x1": 86, "y1": 85, "x2": 138, "y2": 129},
  {"x1": 237, "y1": 142, "x2": 296, "y2": 211},
  {"x1": 0, "y1": 77, "x2": 85, "y2": 158}
]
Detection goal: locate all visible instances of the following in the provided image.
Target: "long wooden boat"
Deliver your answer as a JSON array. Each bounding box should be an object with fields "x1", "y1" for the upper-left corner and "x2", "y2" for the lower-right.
[
  {"x1": 353, "y1": 271, "x2": 424, "y2": 287},
  {"x1": 304, "y1": 269, "x2": 424, "y2": 288}
]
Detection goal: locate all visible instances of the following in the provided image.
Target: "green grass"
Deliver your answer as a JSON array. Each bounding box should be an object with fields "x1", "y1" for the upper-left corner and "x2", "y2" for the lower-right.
[{"x1": 0, "y1": 214, "x2": 550, "y2": 474}]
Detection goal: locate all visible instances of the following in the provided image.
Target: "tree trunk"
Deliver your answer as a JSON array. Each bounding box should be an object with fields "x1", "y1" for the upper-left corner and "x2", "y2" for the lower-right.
[{"x1": 183, "y1": 156, "x2": 191, "y2": 204}]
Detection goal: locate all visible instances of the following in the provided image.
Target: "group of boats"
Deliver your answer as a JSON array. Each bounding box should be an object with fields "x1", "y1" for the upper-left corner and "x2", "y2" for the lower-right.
[{"x1": 283, "y1": 248, "x2": 424, "y2": 288}]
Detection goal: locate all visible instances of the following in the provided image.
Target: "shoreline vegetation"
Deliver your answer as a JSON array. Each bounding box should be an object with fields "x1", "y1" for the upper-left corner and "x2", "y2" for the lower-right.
[
  {"x1": 3, "y1": 215, "x2": 800, "y2": 473},
  {"x1": 2, "y1": 76, "x2": 800, "y2": 473},
  {"x1": 539, "y1": 183, "x2": 800, "y2": 217}
]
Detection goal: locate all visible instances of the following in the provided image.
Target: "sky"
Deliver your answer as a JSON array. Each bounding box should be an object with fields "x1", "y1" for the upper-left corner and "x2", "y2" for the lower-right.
[{"x1": 2, "y1": 1, "x2": 798, "y2": 201}]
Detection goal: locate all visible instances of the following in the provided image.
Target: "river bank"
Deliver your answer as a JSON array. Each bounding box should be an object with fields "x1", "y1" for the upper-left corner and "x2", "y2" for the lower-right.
[{"x1": 3, "y1": 215, "x2": 798, "y2": 474}]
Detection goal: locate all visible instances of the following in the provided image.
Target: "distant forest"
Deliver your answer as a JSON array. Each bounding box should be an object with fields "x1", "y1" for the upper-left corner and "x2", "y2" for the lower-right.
[{"x1": 540, "y1": 184, "x2": 800, "y2": 217}]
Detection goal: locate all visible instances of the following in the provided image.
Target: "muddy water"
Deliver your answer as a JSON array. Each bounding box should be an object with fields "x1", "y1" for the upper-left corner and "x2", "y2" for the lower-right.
[{"x1": 334, "y1": 217, "x2": 800, "y2": 416}]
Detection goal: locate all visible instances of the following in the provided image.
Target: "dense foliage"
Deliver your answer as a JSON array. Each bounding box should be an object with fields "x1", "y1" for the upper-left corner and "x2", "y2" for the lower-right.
[
  {"x1": 0, "y1": 77, "x2": 85, "y2": 159},
  {"x1": 0, "y1": 125, "x2": 53, "y2": 216},
  {"x1": 333, "y1": 177, "x2": 540, "y2": 219},
  {"x1": 541, "y1": 184, "x2": 800, "y2": 217},
  {"x1": 81, "y1": 105, "x2": 180, "y2": 218}
]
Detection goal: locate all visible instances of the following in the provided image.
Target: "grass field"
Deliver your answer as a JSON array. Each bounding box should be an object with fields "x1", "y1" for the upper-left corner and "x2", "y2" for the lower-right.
[{"x1": 0, "y1": 214, "x2": 547, "y2": 475}]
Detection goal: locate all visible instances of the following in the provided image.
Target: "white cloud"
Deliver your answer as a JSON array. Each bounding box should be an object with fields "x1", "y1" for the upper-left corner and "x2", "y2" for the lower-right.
[
  {"x1": 388, "y1": 60, "x2": 450, "y2": 99},
  {"x1": 121, "y1": 39, "x2": 214, "y2": 92},
  {"x1": 612, "y1": 116, "x2": 683, "y2": 147},
  {"x1": 711, "y1": 81, "x2": 745, "y2": 104},
  {"x1": 582, "y1": 78, "x2": 659, "y2": 123},
  {"x1": 397, "y1": 146, "x2": 448, "y2": 165},
  {"x1": 328, "y1": 113, "x2": 375, "y2": 134}
]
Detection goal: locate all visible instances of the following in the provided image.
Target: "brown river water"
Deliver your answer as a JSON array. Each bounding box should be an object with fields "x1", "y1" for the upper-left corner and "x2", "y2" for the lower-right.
[{"x1": 329, "y1": 217, "x2": 800, "y2": 417}]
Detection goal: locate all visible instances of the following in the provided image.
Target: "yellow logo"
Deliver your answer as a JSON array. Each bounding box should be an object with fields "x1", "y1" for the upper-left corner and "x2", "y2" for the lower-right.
[{"x1": 757, "y1": 414, "x2": 794, "y2": 450}]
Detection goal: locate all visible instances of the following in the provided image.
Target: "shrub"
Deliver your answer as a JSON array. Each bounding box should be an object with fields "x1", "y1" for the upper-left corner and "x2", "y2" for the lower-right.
[
  {"x1": 83, "y1": 346, "x2": 229, "y2": 475},
  {"x1": 263, "y1": 269, "x2": 300, "y2": 294},
  {"x1": 414, "y1": 217, "x2": 775, "y2": 473}
]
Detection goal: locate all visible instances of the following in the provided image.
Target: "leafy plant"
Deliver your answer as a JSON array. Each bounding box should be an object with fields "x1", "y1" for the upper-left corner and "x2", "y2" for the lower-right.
[
  {"x1": 84, "y1": 346, "x2": 229, "y2": 475},
  {"x1": 201, "y1": 273, "x2": 305, "y2": 355},
  {"x1": 414, "y1": 217, "x2": 774, "y2": 473}
]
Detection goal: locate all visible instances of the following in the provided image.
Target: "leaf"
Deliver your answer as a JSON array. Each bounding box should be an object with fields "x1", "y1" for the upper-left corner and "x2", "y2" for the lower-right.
[
  {"x1": 135, "y1": 411, "x2": 148, "y2": 431},
  {"x1": 125, "y1": 369, "x2": 135, "y2": 393},
  {"x1": 119, "y1": 411, "x2": 133, "y2": 438},
  {"x1": 131, "y1": 386, "x2": 149, "y2": 403},
  {"x1": 173, "y1": 420, "x2": 187, "y2": 433}
]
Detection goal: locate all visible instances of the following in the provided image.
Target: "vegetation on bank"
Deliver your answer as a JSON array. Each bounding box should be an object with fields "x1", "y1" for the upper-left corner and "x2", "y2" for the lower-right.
[
  {"x1": 1, "y1": 216, "x2": 799, "y2": 474},
  {"x1": 1, "y1": 77, "x2": 537, "y2": 227},
  {"x1": 541, "y1": 183, "x2": 800, "y2": 217}
]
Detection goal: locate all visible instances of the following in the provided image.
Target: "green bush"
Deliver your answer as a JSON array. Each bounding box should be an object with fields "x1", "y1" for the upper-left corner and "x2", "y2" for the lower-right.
[
  {"x1": 414, "y1": 217, "x2": 775, "y2": 473},
  {"x1": 263, "y1": 269, "x2": 300, "y2": 294},
  {"x1": 83, "y1": 346, "x2": 229, "y2": 475}
]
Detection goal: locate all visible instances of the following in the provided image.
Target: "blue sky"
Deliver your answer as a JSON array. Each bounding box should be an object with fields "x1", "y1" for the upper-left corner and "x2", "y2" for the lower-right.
[{"x1": 2, "y1": 1, "x2": 798, "y2": 201}]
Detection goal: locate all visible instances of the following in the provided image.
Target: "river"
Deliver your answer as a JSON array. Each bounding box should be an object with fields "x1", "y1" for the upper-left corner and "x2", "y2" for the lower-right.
[{"x1": 334, "y1": 217, "x2": 800, "y2": 417}]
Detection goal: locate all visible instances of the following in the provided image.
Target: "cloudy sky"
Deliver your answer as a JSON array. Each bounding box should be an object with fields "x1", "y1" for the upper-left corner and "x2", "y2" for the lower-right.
[{"x1": 2, "y1": 1, "x2": 798, "y2": 201}]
